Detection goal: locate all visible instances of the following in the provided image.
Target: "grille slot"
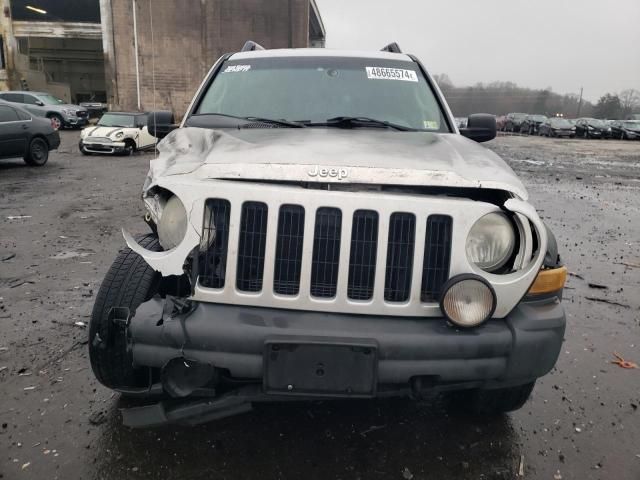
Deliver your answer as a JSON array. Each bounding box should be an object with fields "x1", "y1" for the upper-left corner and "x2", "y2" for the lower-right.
[
  {"x1": 384, "y1": 212, "x2": 416, "y2": 302},
  {"x1": 199, "y1": 199, "x2": 231, "y2": 288},
  {"x1": 273, "y1": 205, "x2": 305, "y2": 295},
  {"x1": 421, "y1": 215, "x2": 453, "y2": 302},
  {"x1": 347, "y1": 210, "x2": 379, "y2": 300},
  {"x1": 310, "y1": 207, "x2": 342, "y2": 298},
  {"x1": 236, "y1": 201, "x2": 268, "y2": 292}
]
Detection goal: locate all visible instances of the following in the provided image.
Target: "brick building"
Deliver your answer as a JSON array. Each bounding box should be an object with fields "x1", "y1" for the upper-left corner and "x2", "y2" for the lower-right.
[{"x1": 0, "y1": 0, "x2": 325, "y2": 115}]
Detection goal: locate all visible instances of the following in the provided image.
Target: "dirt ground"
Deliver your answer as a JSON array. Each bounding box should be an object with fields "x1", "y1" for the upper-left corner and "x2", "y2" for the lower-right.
[{"x1": 1, "y1": 132, "x2": 639, "y2": 480}]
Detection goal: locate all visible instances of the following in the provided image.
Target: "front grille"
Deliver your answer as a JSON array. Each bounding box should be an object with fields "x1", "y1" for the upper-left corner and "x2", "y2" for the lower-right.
[
  {"x1": 347, "y1": 210, "x2": 378, "y2": 300},
  {"x1": 197, "y1": 195, "x2": 455, "y2": 315},
  {"x1": 273, "y1": 205, "x2": 305, "y2": 295},
  {"x1": 199, "y1": 199, "x2": 231, "y2": 288},
  {"x1": 236, "y1": 202, "x2": 268, "y2": 292},
  {"x1": 384, "y1": 213, "x2": 416, "y2": 302},
  {"x1": 310, "y1": 207, "x2": 342, "y2": 298},
  {"x1": 421, "y1": 215, "x2": 453, "y2": 302}
]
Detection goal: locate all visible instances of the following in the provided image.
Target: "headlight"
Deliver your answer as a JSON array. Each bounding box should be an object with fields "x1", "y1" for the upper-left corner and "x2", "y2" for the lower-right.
[
  {"x1": 466, "y1": 212, "x2": 516, "y2": 272},
  {"x1": 440, "y1": 275, "x2": 496, "y2": 327},
  {"x1": 157, "y1": 195, "x2": 188, "y2": 250},
  {"x1": 62, "y1": 108, "x2": 75, "y2": 116},
  {"x1": 115, "y1": 132, "x2": 124, "y2": 138}
]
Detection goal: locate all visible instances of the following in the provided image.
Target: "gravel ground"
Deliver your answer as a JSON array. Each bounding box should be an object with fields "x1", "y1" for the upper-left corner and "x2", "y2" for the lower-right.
[{"x1": 0, "y1": 132, "x2": 638, "y2": 480}]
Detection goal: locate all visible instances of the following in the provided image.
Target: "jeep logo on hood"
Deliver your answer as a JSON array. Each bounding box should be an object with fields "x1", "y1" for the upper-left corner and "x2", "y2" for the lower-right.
[{"x1": 307, "y1": 165, "x2": 349, "y2": 181}]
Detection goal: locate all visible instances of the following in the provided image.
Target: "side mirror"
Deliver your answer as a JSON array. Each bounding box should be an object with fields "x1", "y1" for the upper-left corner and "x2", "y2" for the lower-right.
[
  {"x1": 460, "y1": 114, "x2": 497, "y2": 143},
  {"x1": 147, "y1": 111, "x2": 177, "y2": 139},
  {"x1": 36, "y1": 101, "x2": 44, "y2": 106}
]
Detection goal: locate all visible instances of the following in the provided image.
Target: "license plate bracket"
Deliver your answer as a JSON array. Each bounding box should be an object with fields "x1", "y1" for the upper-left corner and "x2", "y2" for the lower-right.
[{"x1": 263, "y1": 340, "x2": 378, "y2": 397}]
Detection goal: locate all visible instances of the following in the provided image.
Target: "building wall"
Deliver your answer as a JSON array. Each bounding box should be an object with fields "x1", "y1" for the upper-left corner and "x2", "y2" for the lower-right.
[{"x1": 103, "y1": 0, "x2": 310, "y2": 117}]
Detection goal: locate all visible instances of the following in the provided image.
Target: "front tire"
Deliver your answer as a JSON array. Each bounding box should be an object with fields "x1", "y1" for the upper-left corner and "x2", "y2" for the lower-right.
[
  {"x1": 48, "y1": 114, "x2": 64, "y2": 131},
  {"x1": 122, "y1": 139, "x2": 136, "y2": 156},
  {"x1": 89, "y1": 234, "x2": 161, "y2": 390},
  {"x1": 449, "y1": 382, "x2": 535, "y2": 415},
  {"x1": 23, "y1": 137, "x2": 49, "y2": 166}
]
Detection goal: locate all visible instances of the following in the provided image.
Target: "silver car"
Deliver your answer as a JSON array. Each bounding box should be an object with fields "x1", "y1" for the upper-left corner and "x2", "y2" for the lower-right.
[{"x1": 0, "y1": 91, "x2": 88, "y2": 130}]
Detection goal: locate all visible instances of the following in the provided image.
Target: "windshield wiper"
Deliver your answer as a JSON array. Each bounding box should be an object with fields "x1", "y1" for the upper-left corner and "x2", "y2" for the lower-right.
[
  {"x1": 302, "y1": 116, "x2": 418, "y2": 132},
  {"x1": 191, "y1": 112, "x2": 305, "y2": 128}
]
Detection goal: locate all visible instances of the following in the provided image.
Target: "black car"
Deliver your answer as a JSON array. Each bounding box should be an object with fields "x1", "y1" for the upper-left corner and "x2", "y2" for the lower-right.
[
  {"x1": 504, "y1": 112, "x2": 528, "y2": 132},
  {"x1": 610, "y1": 120, "x2": 640, "y2": 140},
  {"x1": 574, "y1": 118, "x2": 611, "y2": 139},
  {"x1": 538, "y1": 118, "x2": 576, "y2": 138},
  {"x1": 520, "y1": 114, "x2": 548, "y2": 135},
  {"x1": 0, "y1": 100, "x2": 60, "y2": 166}
]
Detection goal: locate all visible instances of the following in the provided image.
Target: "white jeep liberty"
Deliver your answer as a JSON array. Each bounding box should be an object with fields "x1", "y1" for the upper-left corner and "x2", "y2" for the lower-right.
[{"x1": 88, "y1": 42, "x2": 567, "y2": 427}]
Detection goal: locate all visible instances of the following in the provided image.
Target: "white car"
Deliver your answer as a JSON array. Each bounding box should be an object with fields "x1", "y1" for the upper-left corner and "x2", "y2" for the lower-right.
[{"x1": 79, "y1": 112, "x2": 157, "y2": 155}]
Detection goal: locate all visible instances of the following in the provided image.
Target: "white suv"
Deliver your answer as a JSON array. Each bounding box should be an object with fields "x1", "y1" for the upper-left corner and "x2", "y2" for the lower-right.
[{"x1": 88, "y1": 42, "x2": 567, "y2": 427}]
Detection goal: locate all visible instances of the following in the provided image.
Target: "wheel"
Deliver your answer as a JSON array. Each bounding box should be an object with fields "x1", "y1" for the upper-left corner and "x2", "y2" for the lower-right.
[
  {"x1": 448, "y1": 382, "x2": 535, "y2": 415},
  {"x1": 23, "y1": 137, "x2": 49, "y2": 166},
  {"x1": 89, "y1": 234, "x2": 161, "y2": 390},
  {"x1": 48, "y1": 114, "x2": 63, "y2": 131},
  {"x1": 78, "y1": 141, "x2": 92, "y2": 155},
  {"x1": 122, "y1": 139, "x2": 136, "y2": 156}
]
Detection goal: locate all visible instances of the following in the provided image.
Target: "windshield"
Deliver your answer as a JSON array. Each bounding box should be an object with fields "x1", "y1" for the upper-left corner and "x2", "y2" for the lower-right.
[
  {"x1": 623, "y1": 121, "x2": 640, "y2": 129},
  {"x1": 37, "y1": 94, "x2": 65, "y2": 105},
  {"x1": 550, "y1": 118, "x2": 572, "y2": 127},
  {"x1": 193, "y1": 57, "x2": 449, "y2": 131},
  {"x1": 530, "y1": 115, "x2": 547, "y2": 122},
  {"x1": 98, "y1": 114, "x2": 136, "y2": 127},
  {"x1": 585, "y1": 118, "x2": 606, "y2": 127}
]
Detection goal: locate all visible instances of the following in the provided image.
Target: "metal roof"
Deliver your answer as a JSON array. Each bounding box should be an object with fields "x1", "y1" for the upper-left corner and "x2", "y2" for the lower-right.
[{"x1": 230, "y1": 48, "x2": 412, "y2": 61}]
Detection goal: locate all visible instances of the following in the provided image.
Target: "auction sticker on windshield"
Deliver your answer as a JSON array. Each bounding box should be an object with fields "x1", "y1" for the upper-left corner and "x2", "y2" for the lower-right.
[{"x1": 366, "y1": 67, "x2": 418, "y2": 82}]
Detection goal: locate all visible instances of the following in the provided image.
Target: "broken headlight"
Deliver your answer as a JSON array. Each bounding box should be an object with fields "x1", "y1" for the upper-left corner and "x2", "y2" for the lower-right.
[
  {"x1": 157, "y1": 194, "x2": 188, "y2": 250},
  {"x1": 465, "y1": 212, "x2": 516, "y2": 272}
]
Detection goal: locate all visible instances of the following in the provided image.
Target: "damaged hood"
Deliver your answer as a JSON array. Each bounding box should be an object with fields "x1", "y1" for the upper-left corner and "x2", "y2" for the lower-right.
[
  {"x1": 146, "y1": 127, "x2": 527, "y2": 199},
  {"x1": 82, "y1": 125, "x2": 128, "y2": 138}
]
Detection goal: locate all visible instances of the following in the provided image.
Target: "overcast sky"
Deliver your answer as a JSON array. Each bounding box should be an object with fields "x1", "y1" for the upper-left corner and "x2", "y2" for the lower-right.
[{"x1": 316, "y1": 0, "x2": 640, "y2": 102}]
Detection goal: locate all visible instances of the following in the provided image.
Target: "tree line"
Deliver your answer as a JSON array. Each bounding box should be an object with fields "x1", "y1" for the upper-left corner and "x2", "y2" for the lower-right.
[{"x1": 433, "y1": 74, "x2": 639, "y2": 120}]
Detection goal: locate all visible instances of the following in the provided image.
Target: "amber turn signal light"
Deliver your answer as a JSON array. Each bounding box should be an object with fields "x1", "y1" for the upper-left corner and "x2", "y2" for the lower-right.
[{"x1": 528, "y1": 266, "x2": 567, "y2": 295}]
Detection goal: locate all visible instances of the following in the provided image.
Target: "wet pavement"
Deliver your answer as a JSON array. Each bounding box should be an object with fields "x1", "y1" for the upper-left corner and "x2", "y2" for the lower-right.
[{"x1": 1, "y1": 132, "x2": 638, "y2": 479}]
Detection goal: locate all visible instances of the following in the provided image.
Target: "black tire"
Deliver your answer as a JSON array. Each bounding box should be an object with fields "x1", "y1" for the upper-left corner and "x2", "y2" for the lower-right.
[
  {"x1": 448, "y1": 382, "x2": 535, "y2": 415},
  {"x1": 122, "y1": 139, "x2": 136, "y2": 156},
  {"x1": 78, "y1": 141, "x2": 91, "y2": 156},
  {"x1": 89, "y1": 234, "x2": 161, "y2": 390},
  {"x1": 23, "y1": 137, "x2": 49, "y2": 166}
]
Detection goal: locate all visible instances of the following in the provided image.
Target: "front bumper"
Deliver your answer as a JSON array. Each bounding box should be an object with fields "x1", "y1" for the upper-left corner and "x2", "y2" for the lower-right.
[
  {"x1": 80, "y1": 139, "x2": 127, "y2": 154},
  {"x1": 129, "y1": 296, "x2": 565, "y2": 392},
  {"x1": 64, "y1": 116, "x2": 88, "y2": 127}
]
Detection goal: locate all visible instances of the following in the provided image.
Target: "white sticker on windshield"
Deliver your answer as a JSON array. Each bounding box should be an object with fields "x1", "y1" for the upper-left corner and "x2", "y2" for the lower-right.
[
  {"x1": 366, "y1": 66, "x2": 418, "y2": 82},
  {"x1": 224, "y1": 65, "x2": 251, "y2": 73}
]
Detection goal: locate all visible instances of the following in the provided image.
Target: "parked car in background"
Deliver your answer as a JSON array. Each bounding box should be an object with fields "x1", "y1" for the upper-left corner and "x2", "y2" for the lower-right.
[
  {"x1": 504, "y1": 113, "x2": 528, "y2": 132},
  {"x1": 519, "y1": 114, "x2": 548, "y2": 135},
  {"x1": 610, "y1": 120, "x2": 640, "y2": 140},
  {"x1": 79, "y1": 112, "x2": 157, "y2": 155},
  {"x1": 0, "y1": 100, "x2": 60, "y2": 166},
  {"x1": 575, "y1": 118, "x2": 611, "y2": 139},
  {"x1": 80, "y1": 101, "x2": 108, "y2": 119},
  {"x1": 495, "y1": 115, "x2": 507, "y2": 131},
  {"x1": 0, "y1": 91, "x2": 88, "y2": 130},
  {"x1": 538, "y1": 117, "x2": 576, "y2": 138}
]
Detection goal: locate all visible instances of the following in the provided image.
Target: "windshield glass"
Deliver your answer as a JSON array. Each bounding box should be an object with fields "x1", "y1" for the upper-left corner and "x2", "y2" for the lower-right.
[
  {"x1": 98, "y1": 114, "x2": 135, "y2": 127},
  {"x1": 623, "y1": 121, "x2": 640, "y2": 128},
  {"x1": 531, "y1": 115, "x2": 547, "y2": 122},
  {"x1": 194, "y1": 57, "x2": 449, "y2": 131},
  {"x1": 585, "y1": 118, "x2": 606, "y2": 127},
  {"x1": 550, "y1": 118, "x2": 572, "y2": 127},
  {"x1": 37, "y1": 94, "x2": 65, "y2": 105}
]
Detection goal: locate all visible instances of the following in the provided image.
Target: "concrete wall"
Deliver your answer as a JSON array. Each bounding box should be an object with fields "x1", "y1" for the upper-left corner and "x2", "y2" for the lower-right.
[{"x1": 103, "y1": 0, "x2": 310, "y2": 117}]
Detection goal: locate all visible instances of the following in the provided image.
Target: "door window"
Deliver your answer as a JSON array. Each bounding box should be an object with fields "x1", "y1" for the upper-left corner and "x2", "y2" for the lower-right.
[{"x1": 0, "y1": 105, "x2": 19, "y2": 122}]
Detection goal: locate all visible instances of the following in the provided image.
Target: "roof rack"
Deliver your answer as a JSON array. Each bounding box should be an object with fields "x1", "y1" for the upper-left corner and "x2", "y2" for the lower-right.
[
  {"x1": 380, "y1": 42, "x2": 402, "y2": 53},
  {"x1": 241, "y1": 41, "x2": 265, "y2": 52}
]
